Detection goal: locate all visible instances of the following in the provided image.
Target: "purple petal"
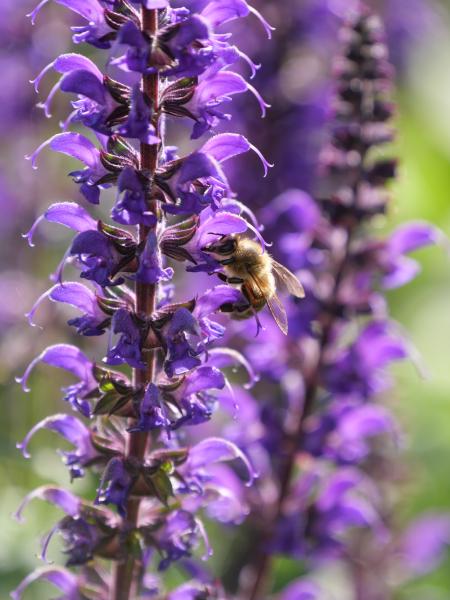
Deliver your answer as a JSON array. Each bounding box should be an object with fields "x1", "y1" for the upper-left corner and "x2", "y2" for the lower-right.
[
  {"x1": 401, "y1": 514, "x2": 450, "y2": 575},
  {"x1": 16, "y1": 344, "x2": 93, "y2": 392},
  {"x1": 279, "y1": 579, "x2": 320, "y2": 600},
  {"x1": 11, "y1": 567, "x2": 79, "y2": 600},
  {"x1": 382, "y1": 255, "x2": 421, "y2": 289},
  {"x1": 188, "y1": 438, "x2": 256, "y2": 485},
  {"x1": 60, "y1": 70, "x2": 107, "y2": 105},
  {"x1": 195, "y1": 285, "x2": 242, "y2": 318},
  {"x1": 201, "y1": 133, "x2": 274, "y2": 176},
  {"x1": 26, "y1": 132, "x2": 100, "y2": 170},
  {"x1": 17, "y1": 413, "x2": 92, "y2": 459},
  {"x1": 31, "y1": 53, "x2": 103, "y2": 92},
  {"x1": 28, "y1": 0, "x2": 104, "y2": 25},
  {"x1": 26, "y1": 281, "x2": 99, "y2": 327},
  {"x1": 183, "y1": 366, "x2": 225, "y2": 396},
  {"x1": 389, "y1": 222, "x2": 439, "y2": 255},
  {"x1": 14, "y1": 486, "x2": 81, "y2": 522},
  {"x1": 23, "y1": 202, "x2": 97, "y2": 247},
  {"x1": 207, "y1": 347, "x2": 257, "y2": 388}
]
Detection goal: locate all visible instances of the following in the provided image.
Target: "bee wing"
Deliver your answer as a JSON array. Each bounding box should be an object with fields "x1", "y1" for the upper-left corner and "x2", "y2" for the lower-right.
[
  {"x1": 249, "y1": 272, "x2": 289, "y2": 335},
  {"x1": 272, "y1": 260, "x2": 305, "y2": 298},
  {"x1": 266, "y1": 292, "x2": 289, "y2": 335}
]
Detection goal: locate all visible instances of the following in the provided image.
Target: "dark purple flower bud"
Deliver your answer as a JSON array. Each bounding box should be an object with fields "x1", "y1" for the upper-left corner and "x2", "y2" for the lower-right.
[
  {"x1": 116, "y1": 20, "x2": 151, "y2": 74},
  {"x1": 11, "y1": 566, "x2": 80, "y2": 600},
  {"x1": 95, "y1": 457, "x2": 134, "y2": 516},
  {"x1": 106, "y1": 308, "x2": 145, "y2": 369},
  {"x1": 135, "y1": 231, "x2": 174, "y2": 284},
  {"x1": 17, "y1": 345, "x2": 97, "y2": 416},
  {"x1": 17, "y1": 414, "x2": 97, "y2": 479},
  {"x1": 164, "y1": 308, "x2": 202, "y2": 378},
  {"x1": 112, "y1": 167, "x2": 157, "y2": 227},
  {"x1": 118, "y1": 85, "x2": 159, "y2": 144},
  {"x1": 26, "y1": 282, "x2": 108, "y2": 336},
  {"x1": 129, "y1": 383, "x2": 170, "y2": 432}
]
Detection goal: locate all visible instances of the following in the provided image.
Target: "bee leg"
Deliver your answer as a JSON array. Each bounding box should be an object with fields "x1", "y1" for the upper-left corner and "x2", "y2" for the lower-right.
[
  {"x1": 220, "y1": 302, "x2": 235, "y2": 313},
  {"x1": 216, "y1": 272, "x2": 245, "y2": 285}
]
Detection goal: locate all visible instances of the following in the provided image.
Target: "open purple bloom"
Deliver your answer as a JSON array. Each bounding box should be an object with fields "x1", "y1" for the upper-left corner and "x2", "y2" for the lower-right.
[
  {"x1": 401, "y1": 514, "x2": 450, "y2": 575},
  {"x1": 187, "y1": 69, "x2": 269, "y2": 139},
  {"x1": 26, "y1": 132, "x2": 107, "y2": 203},
  {"x1": 28, "y1": 0, "x2": 111, "y2": 48},
  {"x1": 23, "y1": 202, "x2": 97, "y2": 248},
  {"x1": 157, "y1": 510, "x2": 206, "y2": 570},
  {"x1": 11, "y1": 567, "x2": 80, "y2": 600},
  {"x1": 14, "y1": 486, "x2": 81, "y2": 523},
  {"x1": 27, "y1": 281, "x2": 108, "y2": 336},
  {"x1": 17, "y1": 344, "x2": 97, "y2": 416},
  {"x1": 17, "y1": 413, "x2": 96, "y2": 479},
  {"x1": 70, "y1": 230, "x2": 131, "y2": 287}
]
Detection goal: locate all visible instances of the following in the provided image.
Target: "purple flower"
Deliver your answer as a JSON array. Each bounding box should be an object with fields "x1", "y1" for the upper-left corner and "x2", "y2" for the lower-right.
[
  {"x1": 70, "y1": 229, "x2": 134, "y2": 287},
  {"x1": 11, "y1": 567, "x2": 80, "y2": 600},
  {"x1": 17, "y1": 413, "x2": 96, "y2": 479},
  {"x1": 26, "y1": 132, "x2": 108, "y2": 203},
  {"x1": 157, "y1": 510, "x2": 207, "y2": 570},
  {"x1": 118, "y1": 85, "x2": 159, "y2": 144},
  {"x1": 401, "y1": 514, "x2": 450, "y2": 575},
  {"x1": 26, "y1": 282, "x2": 108, "y2": 336},
  {"x1": 160, "y1": 133, "x2": 271, "y2": 214},
  {"x1": 28, "y1": 0, "x2": 111, "y2": 48},
  {"x1": 164, "y1": 308, "x2": 202, "y2": 378},
  {"x1": 135, "y1": 231, "x2": 174, "y2": 284},
  {"x1": 16, "y1": 344, "x2": 97, "y2": 416},
  {"x1": 95, "y1": 457, "x2": 134, "y2": 516},
  {"x1": 128, "y1": 383, "x2": 170, "y2": 432},
  {"x1": 186, "y1": 69, "x2": 269, "y2": 139},
  {"x1": 106, "y1": 308, "x2": 146, "y2": 369},
  {"x1": 23, "y1": 201, "x2": 97, "y2": 248},
  {"x1": 112, "y1": 167, "x2": 157, "y2": 227},
  {"x1": 14, "y1": 486, "x2": 81, "y2": 523}
]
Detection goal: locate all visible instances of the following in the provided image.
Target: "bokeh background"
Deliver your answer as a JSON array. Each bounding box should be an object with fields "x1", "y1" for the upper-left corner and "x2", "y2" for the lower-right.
[{"x1": 1, "y1": 0, "x2": 449, "y2": 598}]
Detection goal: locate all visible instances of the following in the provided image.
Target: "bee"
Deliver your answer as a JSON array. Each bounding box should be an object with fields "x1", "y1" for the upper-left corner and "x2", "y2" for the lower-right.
[{"x1": 202, "y1": 234, "x2": 305, "y2": 334}]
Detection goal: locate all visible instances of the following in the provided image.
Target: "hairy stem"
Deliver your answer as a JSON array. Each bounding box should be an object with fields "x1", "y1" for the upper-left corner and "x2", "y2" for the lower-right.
[{"x1": 111, "y1": 7, "x2": 160, "y2": 600}]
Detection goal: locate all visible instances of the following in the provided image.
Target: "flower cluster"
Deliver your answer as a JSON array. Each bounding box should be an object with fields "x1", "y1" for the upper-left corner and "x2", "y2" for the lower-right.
[
  {"x1": 15, "y1": 1, "x2": 273, "y2": 598},
  {"x1": 215, "y1": 8, "x2": 447, "y2": 598}
]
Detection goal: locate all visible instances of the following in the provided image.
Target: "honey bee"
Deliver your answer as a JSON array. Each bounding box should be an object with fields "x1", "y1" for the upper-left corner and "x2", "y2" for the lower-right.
[{"x1": 202, "y1": 234, "x2": 305, "y2": 334}]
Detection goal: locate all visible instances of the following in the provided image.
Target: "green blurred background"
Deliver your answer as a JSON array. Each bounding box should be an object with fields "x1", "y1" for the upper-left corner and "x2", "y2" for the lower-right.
[{"x1": 1, "y1": 1, "x2": 450, "y2": 598}]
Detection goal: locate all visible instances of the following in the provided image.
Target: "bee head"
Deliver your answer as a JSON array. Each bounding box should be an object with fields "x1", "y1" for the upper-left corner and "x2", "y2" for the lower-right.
[{"x1": 201, "y1": 235, "x2": 237, "y2": 257}]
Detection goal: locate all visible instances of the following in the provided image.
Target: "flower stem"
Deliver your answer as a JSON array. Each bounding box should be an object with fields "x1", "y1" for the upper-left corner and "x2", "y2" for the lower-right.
[{"x1": 111, "y1": 7, "x2": 160, "y2": 600}]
